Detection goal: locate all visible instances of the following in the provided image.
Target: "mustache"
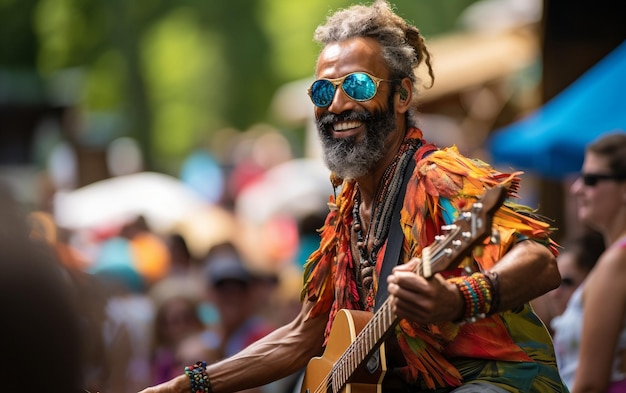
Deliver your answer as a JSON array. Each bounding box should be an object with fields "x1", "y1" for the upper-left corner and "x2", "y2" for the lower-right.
[{"x1": 317, "y1": 110, "x2": 373, "y2": 129}]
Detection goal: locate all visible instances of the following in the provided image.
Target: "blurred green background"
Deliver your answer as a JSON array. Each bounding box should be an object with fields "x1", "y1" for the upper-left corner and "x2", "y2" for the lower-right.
[{"x1": 0, "y1": 0, "x2": 477, "y2": 173}]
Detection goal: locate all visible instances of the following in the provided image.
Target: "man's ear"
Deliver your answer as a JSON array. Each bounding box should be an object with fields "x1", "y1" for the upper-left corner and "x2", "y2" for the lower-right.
[{"x1": 396, "y1": 77, "x2": 413, "y2": 113}]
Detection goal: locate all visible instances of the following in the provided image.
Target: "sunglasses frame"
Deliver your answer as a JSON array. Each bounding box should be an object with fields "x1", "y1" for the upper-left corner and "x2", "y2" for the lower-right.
[
  {"x1": 580, "y1": 173, "x2": 626, "y2": 186},
  {"x1": 307, "y1": 71, "x2": 394, "y2": 108}
]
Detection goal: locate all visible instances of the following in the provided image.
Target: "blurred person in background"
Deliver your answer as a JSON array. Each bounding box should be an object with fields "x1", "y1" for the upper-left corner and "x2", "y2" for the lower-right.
[
  {"x1": 150, "y1": 293, "x2": 205, "y2": 385},
  {"x1": 119, "y1": 215, "x2": 172, "y2": 286},
  {"x1": 200, "y1": 243, "x2": 277, "y2": 363},
  {"x1": 89, "y1": 232, "x2": 157, "y2": 393},
  {"x1": 553, "y1": 132, "x2": 626, "y2": 392},
  {"x1": 28, "y1": 216, "x2": 107, "y2": 391},
  {"x1": 0, "y1": 185, "x2": 83, "y2": 392},
  {"x1": 28, "y1": 210, "x2": 91, "y2": 273},
  {"x1": 177, "y1": 242, "x2": 280, "y2": 393},
  {"x1": 166, "y1": 233, "x2": 197, "y2": 276},
  {"x1": 531, "y1": 230, "x2": 605, "y2": 334},
  {"x1": 27, "y1": 207, "x2": 142, "y2": 392},
  {"x1": 139, "y1": 1, "x2": 564, "y2": 392}
]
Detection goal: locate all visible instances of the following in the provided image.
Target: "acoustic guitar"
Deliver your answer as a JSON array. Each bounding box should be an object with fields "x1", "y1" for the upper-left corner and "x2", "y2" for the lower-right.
[{"x1": 300, "y1": 186, "x2": 506, "y2": 393}]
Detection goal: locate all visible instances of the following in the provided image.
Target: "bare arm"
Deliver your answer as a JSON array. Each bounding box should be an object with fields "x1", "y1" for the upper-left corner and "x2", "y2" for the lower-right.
[
  {"x1": 490, "y1": 239, "x2": 561, "y2": 312},
  {"x1": 139, "y1": 300, "x2": 328, "y2": 393},
  {"x1": 572, "y1": 246, "x2": 626, "y2": 393},
  {"x1": 388, "y1": 239, "x2": 561, "y2": 323}
]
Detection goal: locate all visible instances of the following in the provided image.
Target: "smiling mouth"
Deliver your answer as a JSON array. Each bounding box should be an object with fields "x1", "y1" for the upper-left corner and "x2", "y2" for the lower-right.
[{"x1": 333, "y1": 121, "x2": 362, "y2": 132}]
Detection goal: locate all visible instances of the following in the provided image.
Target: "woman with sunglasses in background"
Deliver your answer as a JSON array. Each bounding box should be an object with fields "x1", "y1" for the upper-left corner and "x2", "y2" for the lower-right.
[
  {"x1": 139, "y1": 1, "x2": 566, "y2": 392},
  {"x1": 554, "y1": 132, "x2": 626, "y2": 393}
]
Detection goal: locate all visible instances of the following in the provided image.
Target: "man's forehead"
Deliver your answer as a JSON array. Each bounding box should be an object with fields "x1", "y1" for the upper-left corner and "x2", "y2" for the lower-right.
[
  {"x1": 321, "y1": 37, "x2": 381, "y2": 57},
  {"x1": 317, "y1": 38, "x2": 386, "y2": 75}
]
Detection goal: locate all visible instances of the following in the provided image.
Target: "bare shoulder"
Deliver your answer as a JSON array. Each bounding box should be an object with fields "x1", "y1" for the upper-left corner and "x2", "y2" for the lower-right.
[
  {"x1": 586, "y1": 244, "x2": 626, "y2": 296},
  {"x1": 596, "y1": 243, "x2": 626, "y2": 274}
]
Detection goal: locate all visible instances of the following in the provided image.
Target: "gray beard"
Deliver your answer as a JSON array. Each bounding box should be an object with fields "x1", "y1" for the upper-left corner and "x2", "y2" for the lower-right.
[{"x1": 317, "y1": 106, "x2": 397, "y2": 180}]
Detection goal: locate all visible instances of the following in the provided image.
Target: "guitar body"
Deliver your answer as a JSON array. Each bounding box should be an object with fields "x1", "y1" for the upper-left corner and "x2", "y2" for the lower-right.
[{"x1": 301, "y1": 309, "x2": 387, "y2": 393}]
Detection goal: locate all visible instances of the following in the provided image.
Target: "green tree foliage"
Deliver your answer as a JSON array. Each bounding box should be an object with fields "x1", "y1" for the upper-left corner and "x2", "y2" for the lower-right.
[{"x1": 1, "y1": 0, "x2": 476, "y2": 172}]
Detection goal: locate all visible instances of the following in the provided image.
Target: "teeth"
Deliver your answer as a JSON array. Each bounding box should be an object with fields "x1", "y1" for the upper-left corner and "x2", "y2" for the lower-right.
[{"x1": 334, "y1": 121, "x2": 361, "y2": 131}]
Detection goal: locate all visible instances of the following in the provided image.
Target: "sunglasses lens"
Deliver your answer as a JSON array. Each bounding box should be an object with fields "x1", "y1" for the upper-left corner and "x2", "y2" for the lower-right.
[
  {"x1": 309, "y1": 73, "x2": 380, "y2": 107},
  {"x1": 310, "y1": 79, "x2": 336, "y2": 107},
  {"x1": 582, "y1": 175, "x2": 598, "y2": 186},
  {"x1": 342, "y1": 73, "x2": 377, "y2": 101},
  {"x1": 581, "y1": 173, "x2": 626, "y2": 186}
]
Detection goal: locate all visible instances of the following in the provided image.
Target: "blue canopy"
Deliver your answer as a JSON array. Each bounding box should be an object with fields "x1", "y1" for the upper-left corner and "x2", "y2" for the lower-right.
[{"x1": 488, "y1": 40, "x2": 626, "y2": 180}]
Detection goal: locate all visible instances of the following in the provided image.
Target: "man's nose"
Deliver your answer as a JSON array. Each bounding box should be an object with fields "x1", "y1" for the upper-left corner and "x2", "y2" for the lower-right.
[{"x1": 326, "y1": 86, "x2": 356, "y2": 113}]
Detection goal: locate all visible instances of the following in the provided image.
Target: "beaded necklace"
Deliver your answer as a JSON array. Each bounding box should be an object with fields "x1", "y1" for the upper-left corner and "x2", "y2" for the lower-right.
[{"x1": 352, "y1": 137, "x2": 420, "y2": 301}]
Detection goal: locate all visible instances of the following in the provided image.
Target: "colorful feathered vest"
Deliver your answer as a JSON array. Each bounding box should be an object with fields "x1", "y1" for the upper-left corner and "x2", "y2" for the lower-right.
[{"x1": 301, "y1": 127, "x2": 558, "y2": 390}]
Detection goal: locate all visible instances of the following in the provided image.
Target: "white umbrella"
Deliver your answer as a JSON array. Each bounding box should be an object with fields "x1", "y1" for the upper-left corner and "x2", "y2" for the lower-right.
[
  {"x1": 53, "y1": 171, "x2": 208, "y2": 233},
  {"x1": 235, "y1": 158, "x2": 332, "y2": 225}
]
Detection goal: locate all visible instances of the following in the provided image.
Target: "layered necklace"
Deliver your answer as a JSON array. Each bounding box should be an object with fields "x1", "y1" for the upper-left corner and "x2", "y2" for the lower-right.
[{"x1": 352, "y1": 137, "x2": 421, "y2": 300}]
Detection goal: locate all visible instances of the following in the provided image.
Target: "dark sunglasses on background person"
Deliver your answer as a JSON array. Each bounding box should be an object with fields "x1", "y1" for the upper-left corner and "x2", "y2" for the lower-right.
[
  {"x1": 560, "y1": 277, "x2": 575, "y2": 288},
  {"x1": 580, "y1": 173, "x2": 626, "y2": 186},
  {"x1": 308, "y1": 71, "x2": 394, "y2": 108}
]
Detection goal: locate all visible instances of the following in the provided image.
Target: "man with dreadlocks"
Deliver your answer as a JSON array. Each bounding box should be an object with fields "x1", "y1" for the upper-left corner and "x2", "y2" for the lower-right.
[{"x1": 140, "y1": 1, "x2": 567, "y2": 392}]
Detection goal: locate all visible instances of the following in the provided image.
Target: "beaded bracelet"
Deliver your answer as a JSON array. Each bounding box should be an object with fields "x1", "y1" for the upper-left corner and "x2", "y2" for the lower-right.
[
  {"x1": 474, "y1": 273, "x2": 493, "y2": 316},
  {"x1": 483, "y1": 270, "x2": 500, "y2": 316},
  {"x1": 184, "y1": 361, "x2": 212, "y2": 393},
  {"x1": 450, "y1": 272, "x2": 495, "y2": 323}
]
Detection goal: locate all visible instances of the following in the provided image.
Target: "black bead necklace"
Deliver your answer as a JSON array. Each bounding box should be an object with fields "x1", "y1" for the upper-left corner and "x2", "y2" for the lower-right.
[
  {"x1": 351, "y1": 138, "x2": 421, "y2": 295},
  {"x1": 353, "y1": 191, "x2": 375, "y2": 291}
]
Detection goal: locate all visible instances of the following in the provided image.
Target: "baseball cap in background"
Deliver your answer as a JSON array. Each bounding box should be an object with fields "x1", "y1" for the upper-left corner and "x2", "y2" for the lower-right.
[{"x1": 205, "y1": 252, "x2": 253, "y2": 287}]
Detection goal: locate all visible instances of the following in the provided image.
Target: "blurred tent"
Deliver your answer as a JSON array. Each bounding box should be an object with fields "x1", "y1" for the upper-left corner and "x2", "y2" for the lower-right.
[
  {"x1": 488, "y1": 40, "x2": 626, "y2": 180},
  {"x1": 54, "y1": 171, "x2": 208, "y2": 233},
  {"x1": 414, "y1": 28, "x2": 538, "y2": 103},
  {"x1": 235, "y1": 158, "x2": 332, "y2": 225}
]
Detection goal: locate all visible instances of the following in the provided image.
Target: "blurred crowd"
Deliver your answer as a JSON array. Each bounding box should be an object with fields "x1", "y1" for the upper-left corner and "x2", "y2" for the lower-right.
[
  {"x1": 3, "y1": 120, "x2": 624, "y2": 393},
  {"x1": 0, "y1": 127, "x2": 326, "y2": 393}
]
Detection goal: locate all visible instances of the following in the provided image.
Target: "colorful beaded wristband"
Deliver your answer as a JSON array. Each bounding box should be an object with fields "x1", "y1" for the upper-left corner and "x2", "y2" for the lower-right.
[
  {"x1": 184, "y1": 361, "x2": 212, "y2": 393},
  {"x1": 483, "y1": 270, "x2": 500, "y2": 315},
  {"x1": 450, "y1": 272, "x2": 495, "y2": 324}
]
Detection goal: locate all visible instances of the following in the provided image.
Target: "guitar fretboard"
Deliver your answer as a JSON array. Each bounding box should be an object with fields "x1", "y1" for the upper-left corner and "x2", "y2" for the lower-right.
[{"x1": 330, "y1": 298, "x2": 396, "y2": 392}]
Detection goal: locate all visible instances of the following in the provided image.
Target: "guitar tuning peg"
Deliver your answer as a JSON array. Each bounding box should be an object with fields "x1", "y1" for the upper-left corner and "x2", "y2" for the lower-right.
[
  {"x1": 441, "y1": 224, "x2": 457, "y2": 232},
  {"x1": 489, "y1": 229, "x2": 501, "y2": 245}
]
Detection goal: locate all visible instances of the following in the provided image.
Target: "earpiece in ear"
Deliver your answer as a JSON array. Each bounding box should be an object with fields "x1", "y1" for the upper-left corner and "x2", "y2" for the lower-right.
[{"x1": 399, "y1": 87, "x2": 408, "y2": 101}]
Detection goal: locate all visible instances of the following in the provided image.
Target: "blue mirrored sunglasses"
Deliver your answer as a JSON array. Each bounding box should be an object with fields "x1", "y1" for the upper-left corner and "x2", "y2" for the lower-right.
[
  {"x1": 580, "y1": 173, "x2": 626, "y2": 186},
  {"x1": 307, "y1": 72, "x2": 393, "y2": 108}
]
